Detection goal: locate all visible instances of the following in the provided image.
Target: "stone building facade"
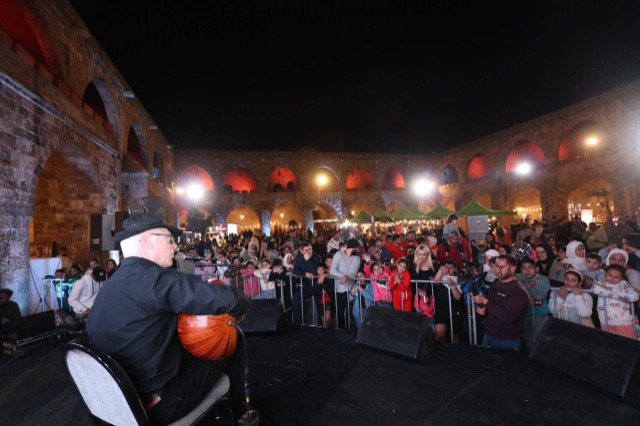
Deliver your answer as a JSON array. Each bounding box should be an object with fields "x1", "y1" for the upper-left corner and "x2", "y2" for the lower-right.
[{"x1": 2, "y1": 1, "x2": 640, "y2": 313}]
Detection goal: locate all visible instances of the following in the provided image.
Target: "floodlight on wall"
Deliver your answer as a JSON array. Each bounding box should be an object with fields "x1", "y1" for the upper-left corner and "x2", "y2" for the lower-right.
[
  {"x1": 175, "y1": 186, "x2": 185, "y2": 195},
  {"x1": 515, "y1": 162, "x2": 532, "y2": 175},
  {"x1": 186, "y1": 183, "x2": 204, "y2": 201},
  {"x1": 413, "y1": 178, "x2": 435, "y2": 196},
  {"x1": 316, "y1": 174, "x2": 328, "y2": 186},
  {"x1": 586, "y1": 136, "x2": 598, "y2": 146}
]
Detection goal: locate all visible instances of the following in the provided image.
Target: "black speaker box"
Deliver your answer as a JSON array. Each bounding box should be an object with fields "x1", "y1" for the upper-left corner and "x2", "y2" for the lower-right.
[
  {"x1": 530, "y1": 317, "x2": 640, "y2": 407},
  {"x1": 239, "y1": 299, "x2": 283, "y2": 334},
  {"x1": 356, "y1": 305, "x2": 435, "y2": 363}
]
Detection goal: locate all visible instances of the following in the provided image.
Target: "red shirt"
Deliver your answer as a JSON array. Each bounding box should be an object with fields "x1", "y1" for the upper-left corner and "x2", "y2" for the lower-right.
[
  {"x1": 388, "y1": 242, "x2": 408, "y2": 262},
  {"x1": 436, "y1": 238, "x2": 472, "y2": 268},
  {"x1": 388, "y1": 269, "x2": 412, "y2": 311}
]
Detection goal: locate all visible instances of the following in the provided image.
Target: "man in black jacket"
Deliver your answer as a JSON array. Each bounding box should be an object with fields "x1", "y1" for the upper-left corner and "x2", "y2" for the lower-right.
[{"x1": 87, "y1": 213, "x2": 251, "y2": 425}]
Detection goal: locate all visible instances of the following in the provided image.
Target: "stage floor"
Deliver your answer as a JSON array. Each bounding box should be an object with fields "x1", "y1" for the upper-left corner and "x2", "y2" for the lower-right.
[{"x1": 1, "y1": 327, "x2": 638, "y2": 425}]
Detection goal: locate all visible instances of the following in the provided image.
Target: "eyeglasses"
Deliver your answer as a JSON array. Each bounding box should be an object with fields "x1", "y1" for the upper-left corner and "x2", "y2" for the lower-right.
[{"x1": 150, "y1": 233, "x2": 175, "y2": 243}]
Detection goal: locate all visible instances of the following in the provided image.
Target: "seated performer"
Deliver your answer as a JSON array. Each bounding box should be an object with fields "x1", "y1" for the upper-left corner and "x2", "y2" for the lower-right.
[{"x1": 86, "y1": 213, "x2": 254, "y2": 425}]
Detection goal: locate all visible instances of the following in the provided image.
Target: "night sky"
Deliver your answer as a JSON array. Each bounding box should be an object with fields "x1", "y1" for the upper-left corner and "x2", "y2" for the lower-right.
[{"x1": 70, "y1": 0, "x2": 640, "y2": 154}]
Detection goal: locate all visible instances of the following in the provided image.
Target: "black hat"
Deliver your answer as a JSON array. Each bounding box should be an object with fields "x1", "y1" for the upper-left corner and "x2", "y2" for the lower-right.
[
  {"x1": 114, "y1": 213, "x2": 182, "y2": 248},
  {"x1": 91, "y1": 267, "x2": 107, "y2": 282},
  {"x1": 0, "y1": 288, "x2": 14, "y2": 297},
  {"x1": 346, "y1": 239, "x2": 360, "y2": 249}
]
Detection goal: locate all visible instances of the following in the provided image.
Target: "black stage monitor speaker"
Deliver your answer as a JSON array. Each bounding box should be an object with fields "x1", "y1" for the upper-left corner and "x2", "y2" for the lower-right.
[
  {"x1": 356, "y1": 305, "x2": 435, "y2": 363},
  {"x1": 239, "y1": 299, "x2": 283, "y2": 334},
  {"x1": 530, "y1": 317, "x2": 640, "y2": 408}
]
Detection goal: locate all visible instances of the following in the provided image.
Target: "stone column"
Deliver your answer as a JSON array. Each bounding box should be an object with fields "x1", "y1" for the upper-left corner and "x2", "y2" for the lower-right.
[
  {"x1": 260, "y1": 210, "x2": 271, "y2": 236},
  {"x1": 304, "y1": 208, "x2": 314, "y2": 232}
]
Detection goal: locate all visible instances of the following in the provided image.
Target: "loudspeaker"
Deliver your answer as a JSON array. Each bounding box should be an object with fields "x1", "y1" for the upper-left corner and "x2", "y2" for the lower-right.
[
  {"x1": 239, "y1": 299, "x2": 283, "y2": 334},
  {"x1": 89, "y1": 212, "x2": 129, "y2": 251},
  {"x1": 356, "y1": 305, "x2": 435, "y2": 363},
  {"x1": 531, "y1": 317, "x2": 640, "y2": 407}
]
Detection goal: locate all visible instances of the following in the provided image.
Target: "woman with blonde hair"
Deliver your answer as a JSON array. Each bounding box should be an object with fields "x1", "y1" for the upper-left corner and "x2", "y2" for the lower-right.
[{"x1": 412, "y1": 245, "x2": 437, "y2": 323}]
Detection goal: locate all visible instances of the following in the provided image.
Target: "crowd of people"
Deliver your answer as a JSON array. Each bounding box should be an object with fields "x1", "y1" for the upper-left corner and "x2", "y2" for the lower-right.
[{"x1": 174, "y1": 212, "x2": 640, "y2": 349}]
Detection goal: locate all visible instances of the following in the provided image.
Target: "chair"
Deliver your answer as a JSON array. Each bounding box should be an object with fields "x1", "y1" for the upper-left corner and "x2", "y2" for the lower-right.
[{"x1": 63, "y1": 339, "x2": 231, "y2": 425}]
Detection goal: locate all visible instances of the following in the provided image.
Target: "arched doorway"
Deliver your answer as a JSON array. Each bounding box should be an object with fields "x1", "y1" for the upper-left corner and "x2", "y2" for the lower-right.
[
  {"x1": 268, "y1": 167, "x2": 299, "y2": 192},
  {"x1": 509, "y1": 186, "x2": 542, "y2": 220},
  {"x1": 346, "y1": 168, "x2": 374, "y2": 190},
  {"x1": 567, "y1": 178, "x2": 614, "y2": 223},
  {"x1": 32, "y1": 146, "x2": 104, "y2": 265},
  {"x1": 467, "y1": 155, "x2": 494, "y2": 181},
  {"x1": 122, "y1": 125, "x2": 147, "y2": 172},
  {"x1": 223, "y1": 167, "x2": 258, "y2": 193},
  {"x1": 439, "y1": 165, "x2": 460, "y2": 186},
  {"x1": 226, "y1": 207, "x2": 260, "y2": 231},
  {"x1": 381, "y1": 168, "x2": 406, "y2": 190},
  {"x1": 271, "y1": 204, "x2": 304, "y2": 231}
]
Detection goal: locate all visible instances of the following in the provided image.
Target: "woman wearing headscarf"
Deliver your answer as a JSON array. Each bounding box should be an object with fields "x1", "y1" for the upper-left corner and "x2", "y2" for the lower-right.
[
  {"x1": 534, "y1": 244, "x2": 555, "y2": 277},
  {"x1": 562, "y1": 240, "x2": 586, "y2": 271}
]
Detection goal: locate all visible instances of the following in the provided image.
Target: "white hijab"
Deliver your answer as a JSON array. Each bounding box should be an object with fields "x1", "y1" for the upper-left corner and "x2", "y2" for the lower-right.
[{"x1": 562, "y1": 240, "x2": 586, "y2": 270}]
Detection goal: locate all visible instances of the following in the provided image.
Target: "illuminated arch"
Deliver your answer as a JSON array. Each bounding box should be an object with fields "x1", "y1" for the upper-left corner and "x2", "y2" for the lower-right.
[
  {"x1": 506, "y1": 140, "x2": 545, "y2": 173},
  {"x1": 226, "y1": 206, "x2": 260, "y2": 229},
  {"x1": 567, "y1": 178, "x2": 614, "y2": 223},
  {"x1": 268, "y1": 167, "x2": 299, "y2": 192},
  {"x1": 271, "y1": 203, "x2": 304, "y2": 228},
  {"x1": 346, "y1": 168, "x2": 374, "y2": 190},
  {"x1": 0, "y1": 0, "x2": 62, "y2": 76},
  {"x1": 509, "y1": 186, "x2": 542, "y2": 219},
  {"x1": 312, "y1": 201, "x2": 340, "y2": 221},
  {"x1": 467, "y1": 155, "x2": 494, "y2": 180},
  {"x1": 223, "y1": 167, "x2": 258, "y2": 193},
  {"x1": 177, "y1": 166, "x2": 215, "y2": 191},
  {"x1": 381, "y1": 168, "x2": 405, "y2": 190},
  {"x1": 313, "y1": 167, "x2": 339, "y2": 191},
  {"x1": 439, "y1": 165, "x2": 459, "y2": 185},
  {"x1": 558, "y1": 121, "x2": 603, "y2": 162}
]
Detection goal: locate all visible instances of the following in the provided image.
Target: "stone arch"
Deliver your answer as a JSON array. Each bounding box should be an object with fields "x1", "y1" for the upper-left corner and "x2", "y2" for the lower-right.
[
  {"x1": 176, "y1": 166, "x2": 215, "y2": 191},
  {"x1": 346, "y1": 167, "x2": 374, "y2": 190},
  {"x1": 313, "y1": 201, "x2": 340, "y2": 221},
  {"x1": 271, "y1": 203, "x2": 304, "y2": 229},
  {"x1": 312, "y1": 166, "x2": 340, "y2": 191},
  {"x1": 567, "y1": 178, "x2": 614, "y2": 223},
  {"x1": 558, "y1": 121, "x2": 604, "y2": 163},
  {"x1": 0, "y1": 0, "x2": 62, "y2": 76},
  {"x1": 467, "y1": 154, "x2": 494, "y2": 181},
  {"x1": 32, "y1": 140, "x2": 105, "y2": 267},
  {"x1": 508, "y1": 185, "x2": 542, "y2": 220},
  {"x1": 223, "y1": 167, "x2": 258, "y2": 194},
  {"x1": 226, "y1": 206, "x2": 261, "y2": 230},
  {"x1": 82, "y1": 78, "x2": 119, "y2": 142},
  {"x1": 505, "y1": 140, "x2": 545, "y2": 173},
  {"x1": 268, "y1": 167, "x2": 299, "y2": 193},
  {"x1": 122, "y1": 124, "x2": 148, "y2": 172},
  {"x1": 439, "y1": 164, "x2": 459, "y2": 186},
  {"x1": 381, "y1": 168, "x2": 406, "y2": 190},
  {"x1": 173, "y1": 166, "x2": 215, "y2": 211}
]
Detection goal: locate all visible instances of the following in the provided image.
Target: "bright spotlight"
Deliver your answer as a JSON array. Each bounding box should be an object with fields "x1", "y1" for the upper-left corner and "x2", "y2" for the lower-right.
[
  {"x1": 175, "y1": 186, "x2": 184, "y2": 195},
  {"x1": 413, "y1": 178, "x2": 435, "y2": 196},
  {"x1": 240, "y1": 214, "x2": 245, "y2": 220},
  {"x1": 586, "y1": 136, "x2": 598, "y2": 146},
  {"x1": 186, "y1": 183, "x2": 204, "y2": 201},
  {"x1": 316, "y1": 174, "x2": 328, "y2": 186},
  {"x1": 515, "y1": 162, "x2": 532, "y2": 175},
  {"x1": 280, "y1": 213, "x2": 284, "y2": 218}
]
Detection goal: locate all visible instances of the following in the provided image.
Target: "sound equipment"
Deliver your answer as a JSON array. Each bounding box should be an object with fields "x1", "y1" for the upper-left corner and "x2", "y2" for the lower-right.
[
  {"x1": 239, "y1": 299, "x2": 283, "y2": 334},
  {"x1": 356, "y1": 305, "x2": 435, "y2": 363},
  {"x1": 90, "y1": 211, "x2": 129, "y2": 251},
  {"x1": 530, "y1": 317, "x2": 640, "y2": 408},
  {"x1": 177, "y1": 313, "x2": 238, "y2": 361}
]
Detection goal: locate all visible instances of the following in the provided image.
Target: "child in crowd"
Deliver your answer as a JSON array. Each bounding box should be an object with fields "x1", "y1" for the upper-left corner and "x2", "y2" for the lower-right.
[
  {"x1": 548, "y1": 244, "x2": 567, "y2": 287},
  {"x1": 551, "y1": 269, "x2": 594, "y2": 326},
  {"x1": 363, "y1": 260, "x2": 392, "y2": 304},
  {"x1": 432, "y1": 258, "x2": 463, "y2": 342},
  {"x1": 254, "y1": 259, "x2": 276, "y2": 299},
  {"x1": 388, "y1": 258, "x2": 412, "y2": 311},
  {"x1": 350, "y1": 271, "x2": 373, "y2": 328},
  {"x1": 581, "y1": 253, "x2": 605, "y2": 289},
  {"x1": 316, "y1": 265, "x2": 334, "y2": 328},
  {"x1": 515, "y1": 258, "x2": 551, "y2": 318},
  {"x1": 240, "y1": 261, "x2": 260, "y2": 298},
  {"x1": 593, "y1": 264, "x2": 640, "y2": 338}
]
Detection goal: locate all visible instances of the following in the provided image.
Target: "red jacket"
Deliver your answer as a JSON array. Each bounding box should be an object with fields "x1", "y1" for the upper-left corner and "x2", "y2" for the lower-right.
[
  {"x1": 436, "y1": 238, "x2": 472, "y2": 268},
  {"x1": 388, "y1": 269, "x2": 412, "y2": 311},
  {"x1": 387, "y1": 242, "x2": 409, "y2": 262}
]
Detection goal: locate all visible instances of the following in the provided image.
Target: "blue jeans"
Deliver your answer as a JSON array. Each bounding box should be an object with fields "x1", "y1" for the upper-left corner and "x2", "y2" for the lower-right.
[{"x1": 482, "y1": 332, "x2": 521, "y2": 351}]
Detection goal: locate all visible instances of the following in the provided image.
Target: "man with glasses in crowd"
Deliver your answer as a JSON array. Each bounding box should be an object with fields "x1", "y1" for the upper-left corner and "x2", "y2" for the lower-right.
[{"x1": 87, "y1": 213, "x2": 253, "y2": 425}]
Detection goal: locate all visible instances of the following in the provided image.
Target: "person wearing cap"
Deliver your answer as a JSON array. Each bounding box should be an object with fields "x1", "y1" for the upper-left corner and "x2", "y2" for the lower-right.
[
  {"x1": 68, "y1": 267, "x2": 107, "y2": 318},
  {"x1": 1, "y1": 288, "x2": 21, "y2": 340},
  {"x1": 549, "y1": 269, "x2": 594, "y2": 326},
  {"x1": 86, "y1": 213, "x2": 251, "y2": 425},
  {"x1": 330, "y1": 239, "x2": 361, "y2": 329}
]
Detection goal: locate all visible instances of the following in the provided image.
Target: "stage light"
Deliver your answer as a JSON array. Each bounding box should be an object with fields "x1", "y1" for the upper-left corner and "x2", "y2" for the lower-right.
[
  {"x1": 175, "y1": 186, "x2": 184, "y2": 195},
  {"x1": 240, "y1": 214, "x2": 245, "y2": 220},
  {"x1": 280, "y1": 213, "x2": 284, "y2": 218},
  {"x1": 413, "y1": 178, "x2": 435, "y2": 196},
  {"x1": 316, "y1": 174, "x2": 328, "y2": 186},
  {"x1": 515, "y1": 162, "x2": 532, "y2": 175},
  {"x1": 351, "y1": 210, "x2": 355, "y2": 215},
  {"x1": 586, "y1": 136, "x2": 598, "y2": 146},
  {"x1": 186, "y1": 183, "x2": 204, "y2": 201}
]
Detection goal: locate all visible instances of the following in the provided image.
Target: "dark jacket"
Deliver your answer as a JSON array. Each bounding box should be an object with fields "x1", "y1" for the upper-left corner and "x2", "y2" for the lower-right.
[
  {"x1": 483, "y1": 278, "x2": 530, "y2": 340},
  {"x1": 87, "y1": 256, "x2": 249, "y2": 394}
]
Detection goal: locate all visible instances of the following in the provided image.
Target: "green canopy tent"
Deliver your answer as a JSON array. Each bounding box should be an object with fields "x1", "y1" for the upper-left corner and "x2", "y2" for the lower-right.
[
  {"x1": 391, "y1": 205, "x2": 425, "y2": 220},
  {"x1": 372, "y1": 208, "x2": 393, "y2": 222},
  {"x1": 424, "y1": 203, "x2": 455, "y2": 219},
  {"x1": 352, "y1": 210, "x2": 373, "y2": 224},
  {"x1": 454, "y1": 201, "x2": 516, "y2": 217},
  {"x1": 411, "y1": 208, "x2": 427, "y2": 218}
]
